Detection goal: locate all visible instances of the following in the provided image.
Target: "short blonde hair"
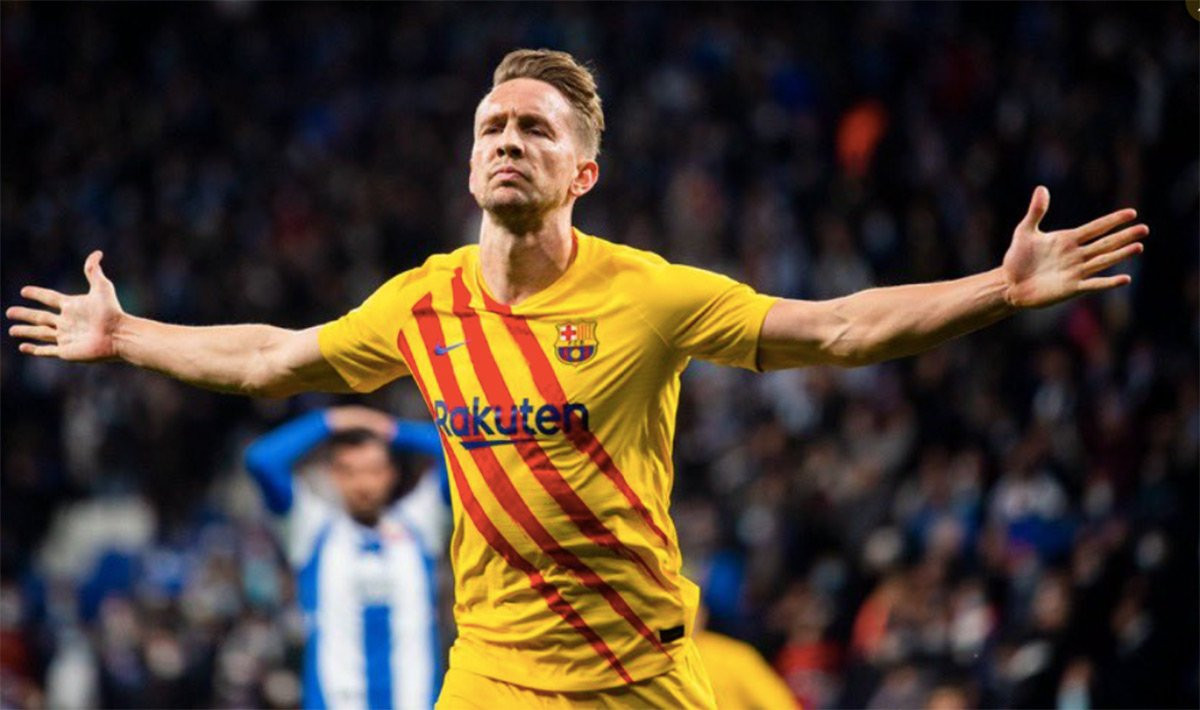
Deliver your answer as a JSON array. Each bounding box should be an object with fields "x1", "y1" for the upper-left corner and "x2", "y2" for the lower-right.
[{"x1": 492, "y1": 48, "x2": 605, "y2": 159}]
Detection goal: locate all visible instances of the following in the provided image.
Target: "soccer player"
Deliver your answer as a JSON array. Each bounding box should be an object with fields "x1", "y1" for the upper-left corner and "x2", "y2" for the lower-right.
[
  {"x1": 243, "y1": 405, "x2": 447, "y2": 709},
  {"x1": 8, "y1": 48, "x2": 1147, "y2": 708},
  {"x1": 692, "y1": 605, "x2": 798, "y2": 709}
]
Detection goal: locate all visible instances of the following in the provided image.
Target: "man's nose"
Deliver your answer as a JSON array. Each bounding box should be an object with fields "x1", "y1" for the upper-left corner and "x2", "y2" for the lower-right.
[{"x1": 496, "y1": 123, "x2": 524, "y2": 158}]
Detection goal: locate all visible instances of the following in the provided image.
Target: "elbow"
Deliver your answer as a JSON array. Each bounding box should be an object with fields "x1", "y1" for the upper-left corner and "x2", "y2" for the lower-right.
[
  {"x1": 828, "y1": 350, "x2": 874, "y2": 368},
  {"x1": 240, "y1": 373, "x2": 284, "y2": 399},
  {"x1": 819, "y1": 321, "x2": 878, "y2": 368},
  {"x1": 826, "y1": 336, "x2": 886, "y2": 367},
  {"x1": 763, "y1": 300, "x2": 884, "y2": 370},
  {"x1": 824, "y1": 337, "x2": 892, "y2": 368},
  {"x1": 825, "y1": 349, "x2": 877, "y2": 369},
  {"x1": 826, "y1": 337, "x2": 914, "y2": 368},
  {"x1": 252, "y1": 379, "x2": 298, "y2": 399},
  {"x1": 242, "y1": 347, "x2": 298, "y2": 399}
]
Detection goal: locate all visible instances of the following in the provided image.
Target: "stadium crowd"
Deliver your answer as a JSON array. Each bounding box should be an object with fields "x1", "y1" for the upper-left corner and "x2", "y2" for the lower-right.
[{"x1": 2, "y1": 2, "x2": 1196, "y2": 708}]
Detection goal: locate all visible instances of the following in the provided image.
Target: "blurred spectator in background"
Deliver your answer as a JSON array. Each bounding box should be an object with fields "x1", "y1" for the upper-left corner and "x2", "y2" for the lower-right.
[
  {"x1": 1, "y1": 2, "x2": 1195, "y2": 708},
  {"x1": 244, "y1": 406, "x2": 447, "y2": 709}
]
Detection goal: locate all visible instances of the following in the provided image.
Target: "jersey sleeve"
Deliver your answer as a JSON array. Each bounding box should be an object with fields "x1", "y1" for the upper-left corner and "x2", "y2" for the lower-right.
[
  {"x1": 317, "y1": 271, "x2": 417, "y2": 392},
  {"x1": 643, "y1": 263, "x2": 779, "y2": 371}
]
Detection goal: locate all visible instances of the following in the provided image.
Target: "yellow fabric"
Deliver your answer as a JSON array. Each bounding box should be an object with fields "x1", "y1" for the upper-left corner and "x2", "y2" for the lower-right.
[
  {"x1": 318, "y1": 229, "x2": 778, "y2": 691},
  {"x1": 435, "y1": 637, "x2": 717, "y2": 709},
  {"x1": 694, "y1": 630, "x2": 798, "y2": 710},
  {"x1": 316, "y1": 269, "x2": 416, "y2": 391}
]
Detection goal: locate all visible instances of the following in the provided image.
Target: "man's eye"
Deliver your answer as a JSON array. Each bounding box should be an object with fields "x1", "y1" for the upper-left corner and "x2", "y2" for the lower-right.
[{"x1": 483, "y1": 126, "x2": 500, "y2": 134}]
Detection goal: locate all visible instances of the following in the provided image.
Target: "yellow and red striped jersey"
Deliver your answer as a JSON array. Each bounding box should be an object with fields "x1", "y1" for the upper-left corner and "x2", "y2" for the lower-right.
[{"x1": 317, "y1": 228, "x2": 778, "y2": 691}]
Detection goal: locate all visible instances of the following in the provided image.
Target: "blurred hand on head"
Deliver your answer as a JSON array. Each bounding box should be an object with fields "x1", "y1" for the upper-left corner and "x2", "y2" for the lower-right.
[
  {"x1": 1001, "y1": 186, "x2": 1148, "y2": 309},
  {"x1": 7, "y1": 250, "x2": 125, "y2": 361},
  {"x1": 325, "y1": 406, "x2": 397, "y2": 440}
]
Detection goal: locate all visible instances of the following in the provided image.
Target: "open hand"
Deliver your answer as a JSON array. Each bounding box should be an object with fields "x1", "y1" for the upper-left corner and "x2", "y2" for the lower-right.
[
  {"x1": 7, "y1": 250, "x2": 125, "y2": 361},
  {"x1": 1001, "y1": 186, "x2": 1148, "y2": 309}
]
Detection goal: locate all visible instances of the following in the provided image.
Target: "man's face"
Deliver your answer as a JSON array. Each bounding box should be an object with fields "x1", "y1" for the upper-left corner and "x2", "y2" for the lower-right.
[
  {"x1": 329, "y1": 441, "x2": 397, "y2": 525},
  {"x1": 468, "y1": 78, "x2": 596, "y2": 222}
]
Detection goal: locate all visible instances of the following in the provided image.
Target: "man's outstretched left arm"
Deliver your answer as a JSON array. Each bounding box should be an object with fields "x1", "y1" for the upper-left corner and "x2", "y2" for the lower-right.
[{"x1": 757, "y1": 186, "x2": 1148, "y2": 370}]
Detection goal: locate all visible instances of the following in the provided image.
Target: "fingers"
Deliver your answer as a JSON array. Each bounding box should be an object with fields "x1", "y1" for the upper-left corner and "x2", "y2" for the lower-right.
[
  {"x1": 1083, "y1": 242, "x2": 1143, "y2": 276},
  {"x1": 19, "y1": 286, "x2": 64, "y2": 310},
  {"x1": 17, "y1": 342, "x2": 60, "y2": 357},
  {"x1": 9, "y1": 324, "x2": 57, "y2": 343},
  {"x1": 1070, "y1": 208, "x2": 1138, "y2": 244},
  {"x1": 1019, "y1": 186, "x2": 1051, "y2": 231},
  {"x1": 1078, "y1": 274, "x2": 1132, "y2": 293},
  {"x1": 5, "y1": 306, "x2": 60, "y2": 327},
  {"x1": 1081, "y1": 224, "x2": 1149, "y2": 259}
]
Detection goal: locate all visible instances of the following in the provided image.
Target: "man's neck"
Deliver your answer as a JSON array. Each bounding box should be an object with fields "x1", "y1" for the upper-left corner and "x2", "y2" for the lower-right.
[
  {"x1": 478, "y1": 208, "x2": 576, "y2": 305},
  {"x1": 348, "y1": 510, "x2": 381, "y2": 528}
]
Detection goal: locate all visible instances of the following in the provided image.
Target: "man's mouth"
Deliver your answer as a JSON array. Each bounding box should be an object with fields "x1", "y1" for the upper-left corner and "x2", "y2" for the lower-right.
[{"x1": 492, "y1": 166, "x2": 527, "y2": 181}]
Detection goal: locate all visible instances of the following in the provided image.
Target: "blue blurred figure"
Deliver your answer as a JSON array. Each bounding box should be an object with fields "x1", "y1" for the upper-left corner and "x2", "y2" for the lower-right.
[{"x1": 245, "y1": 406, "x2": 448, "y2": 710}]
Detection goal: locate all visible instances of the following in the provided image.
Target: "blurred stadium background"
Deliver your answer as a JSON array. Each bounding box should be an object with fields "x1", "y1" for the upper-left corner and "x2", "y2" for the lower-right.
[{"x1": 2, "y1": 2, "x2": 1197, "y2": 708}]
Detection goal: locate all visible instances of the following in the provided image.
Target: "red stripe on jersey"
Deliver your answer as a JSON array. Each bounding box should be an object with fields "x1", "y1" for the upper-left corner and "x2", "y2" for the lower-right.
[
  {"x1": 397, "y1": 328, "x2": 633, "y2": 683},
  {"x1": 410, "y1": 293, "x2": 670, "y2": 662},
  {"x1": 479, "y1": 290, "x2": 672, "y2": 547},
  {"x1": 450, "y1": 270, "x2": 673, "y2": 627}
]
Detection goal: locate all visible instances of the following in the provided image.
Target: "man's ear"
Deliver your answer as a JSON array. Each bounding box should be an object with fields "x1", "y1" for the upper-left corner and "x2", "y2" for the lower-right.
[{"x1": 569, "y1": 159, "x2": 600, "y2": 198}]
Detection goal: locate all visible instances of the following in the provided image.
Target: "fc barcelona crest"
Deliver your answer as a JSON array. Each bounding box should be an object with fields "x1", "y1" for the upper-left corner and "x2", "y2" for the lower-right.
[{"x1": 555, "y1": 320, "x2": 599, "y2": 365}]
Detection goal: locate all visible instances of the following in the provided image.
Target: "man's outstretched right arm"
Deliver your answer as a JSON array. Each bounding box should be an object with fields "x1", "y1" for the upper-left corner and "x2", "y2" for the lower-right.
[
  {"x1": 114, "y1": 319, "x2": 351, "y2": 397},
  {"x1": 6, "y1": 250, "x2": 353, "y2": 398}
]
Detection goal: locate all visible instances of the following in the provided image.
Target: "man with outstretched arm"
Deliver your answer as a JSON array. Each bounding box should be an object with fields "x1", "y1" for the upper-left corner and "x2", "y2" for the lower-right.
[
  {"x1": 243, "y1": 404, "x2": 447, "y2": 710},
  {"x1": 8, "y1": 48, "x2": 1147, "y2": 709}
]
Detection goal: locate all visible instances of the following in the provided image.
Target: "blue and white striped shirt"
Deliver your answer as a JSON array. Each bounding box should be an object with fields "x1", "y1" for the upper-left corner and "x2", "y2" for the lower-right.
[{"x1": 245, "y1": 412, "x2": 447, "y2": 710}]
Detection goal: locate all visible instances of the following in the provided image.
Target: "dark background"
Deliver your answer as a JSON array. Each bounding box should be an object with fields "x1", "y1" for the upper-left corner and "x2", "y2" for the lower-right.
[{"x1": 2, "y1": 2, "x2": 1196, "y2": 708}]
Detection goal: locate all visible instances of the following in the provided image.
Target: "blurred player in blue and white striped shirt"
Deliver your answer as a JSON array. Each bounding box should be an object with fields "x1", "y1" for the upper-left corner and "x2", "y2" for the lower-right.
[{"x1": 244, "y1": 406, "x2": 448, "y2": 710}]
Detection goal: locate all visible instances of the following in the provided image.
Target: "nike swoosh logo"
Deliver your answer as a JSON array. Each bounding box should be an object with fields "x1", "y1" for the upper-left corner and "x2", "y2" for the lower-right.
[
  {"x1": 434, "y1": 341, "x2": 468, "y2": 356},
  {"x1": 461, "y1": 437, "x2": 538, "y2": 450}
]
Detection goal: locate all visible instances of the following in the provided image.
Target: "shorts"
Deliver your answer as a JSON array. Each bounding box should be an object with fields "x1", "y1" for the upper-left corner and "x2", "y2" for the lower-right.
[{"x1": 435, "y1": 638, "x2": 718, "y2": 709}]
